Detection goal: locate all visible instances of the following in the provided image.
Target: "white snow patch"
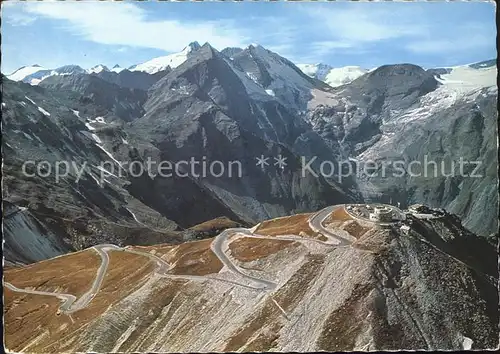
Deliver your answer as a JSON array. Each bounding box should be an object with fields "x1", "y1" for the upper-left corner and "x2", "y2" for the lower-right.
[
  {"x1": 437, "y1": 64, "x2": 497, "y2": 95},
  {"x1": 32, "y1": 134, "x2": 44, "y2": 144},
  {"x1": 130, "y1": 44, "x2": 198, "y2": 74},
  {"x1": 461, "y1": 336, "x2": 473, "y2": 350},
  {"x1": 246, "y1": 72, "x2": 259, "y2": 84},
  {"x1": 22, "y1": 132, "x2": 34, "y2": 141},
  {"x1": 125, "y1": 207, "x2": 146, "y2": 226},
  {"x1": 85, "y1": 122, "x2": 96, "y2": 131},
  {"x1": 121, "y1": 137, "x2": 129, "y2": 145},
  {"x1": 324, "y1": 66, "x2": 368, "y2": 87},
  {"x1": 297, "y1": 64, "x2": 322, "y2": 77},
  {"x1": 25, "y1": 96, "x2": 36, "y2": 105},
  {"x1": 393, "y1": 64, "x2": 497, "y2": 126},
  {"x1": 29, "y1": 71, "x2": 58, "y2": 86},
  {"x1": 94, "y1": 165, "x2": 119, "y2": 178},
  {"x1": 265, "y1": 89, "x2": 275, "y2": 97},
  {"x1": 297, "y1": 63, "x2": 333, "y2": 80},
  {"x1": 72, "y1": 109, "x2": 80, "y2": 117},
  {"x1": 87, "y1": 116, "x2": 105, "y2": 124},
  {"x1": 8, "y1": 65, "x2": 46, "y2": 81},
  {"x1": 87, "y1": 65, "x2": 108, "y2": 74},
  {"x1": 2, "y1": 102, "x2": 6, "y2": 108},
  {"x1": 37, "y1": 106, "x2": 51, "y2": 116},
  {"x1": 91, "y1": 134, "x2": 102, "y2": 144},
  {"x1": 97, "y1": 145, "x2": 125, "y2": 171},
  {"x1": 111, "y1": 66, "x2": 124, "y2": 73},
  {"x1": 298, "y1": 64, "x2": 368, "y2": 87}
]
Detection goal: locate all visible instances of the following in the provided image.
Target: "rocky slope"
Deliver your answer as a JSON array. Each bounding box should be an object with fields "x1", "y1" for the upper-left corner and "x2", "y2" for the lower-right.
[
  {"x1": 130, "y1": 43, "x2": 349, "y2": 224},
  {"x1": 1, "y1": 75, "x2": 241, "y2": 264},
  {"x1": 304, "y1": 62, "x2": 498, "y2": 235},
  {"x1": 3, "y1": 205, "x2": 498, "y2": 351}
]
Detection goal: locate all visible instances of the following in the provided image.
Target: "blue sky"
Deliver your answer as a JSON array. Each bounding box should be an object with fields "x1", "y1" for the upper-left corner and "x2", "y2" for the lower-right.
[{"x1": 1, "y1": 1, "x2": 496, "y2": 74}]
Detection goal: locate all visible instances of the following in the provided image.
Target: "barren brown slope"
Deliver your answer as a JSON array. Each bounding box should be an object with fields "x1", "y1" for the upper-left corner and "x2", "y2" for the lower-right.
[
  {"x1": 254, "y1": 213, "x2": 316, "y2": 237},
  {"x1": 3, "y1": 210, "x2": 498, "y2": 352},
  {"x1": 189, "y1": 216, "x2": 242, "y2": 233},
  {"x1": 4, "y1": 251, "x2": 155, "y2": 353},
  {"x1": 130, "y1": 238, "x2": 223, "y2": 276},
  {"x1": 229, "y1": 237, "x2": 297, "y2": 262},
  {"x1": 5, "y1": 249, "x2": 101, "y2": 298}
]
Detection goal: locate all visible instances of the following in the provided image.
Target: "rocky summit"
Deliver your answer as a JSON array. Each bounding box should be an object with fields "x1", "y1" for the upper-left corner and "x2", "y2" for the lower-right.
[{"x1": 2, "y1": 22, "x2": 498, "y2": 351}]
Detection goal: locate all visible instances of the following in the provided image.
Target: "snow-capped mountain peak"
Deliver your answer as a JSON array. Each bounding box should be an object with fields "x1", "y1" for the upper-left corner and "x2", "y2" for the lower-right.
[
  {"x1": 183, "y1": 41, "x2": 201, "y2": 53},
  {"x1": 297, "y1": 63, "x2": 368, "y2": 87},
  {"x1": 7, "y1": 65, "x2": 46, "y2": 81},
  {"x1": 248, "y1": 43, "x2": 263, "y2": 49},
  {"x1": 54, "y1": 65, "x2": 86, "y2": 75},
  {"x1": 129, "y1": 41, "x2": 202, "y2": 74},
  {"x1": 7, "y1": 64, "x2": 86, "y2": 85},
  {"x1": 111, "y1": 64, "x2": 124, "y2": 73},
  {"x1": 296, "y1": 63, "x2": 333, "y2": 80},
  {"x1": 88, "y1": 65, "x2": 110, "y2": 74}
]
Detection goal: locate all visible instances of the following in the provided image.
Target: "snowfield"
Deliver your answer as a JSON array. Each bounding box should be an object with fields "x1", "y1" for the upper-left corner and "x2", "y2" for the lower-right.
[
  {"x1": 7, "y1": 65, "x2": 46, "y2": 81},
  {"x1": 357, "y1": 63, "x2": 497, "y2": 161},
  {"x1": 436, "y1": 64, "x2": 497, "y2": 95},
  {"x1": 130, "y1": 42, "x2": 200, "y2": 74},
  {"x1": 324, "y1": 66, "x2": 368, "y2": 87},
  {"x1": 296, "y1": 63, "x2": 333, "y2": 80},
  {"x1": 297, "y1": 63, "x2": 368, "y2": 87},
  {"x1": 88, "y1": 65, "x2": 109, "y2": 74},
  {"x1": 111, "y1": 65, "x2": 124, "y2": 73}
]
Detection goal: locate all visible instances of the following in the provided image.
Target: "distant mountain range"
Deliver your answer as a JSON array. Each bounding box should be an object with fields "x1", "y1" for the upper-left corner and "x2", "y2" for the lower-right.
[
  {"x1": 11, "y1": 42, "x2": 494, "y2": 89},
  {"x1": 6, "y1": 42, "x2": 202, "y2": 85}
]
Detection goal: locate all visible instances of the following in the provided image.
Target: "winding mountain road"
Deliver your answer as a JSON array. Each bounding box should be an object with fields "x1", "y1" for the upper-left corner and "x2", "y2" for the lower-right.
[
  {"x1": 211, "y1": 228, "x2": 281, "y2": 291},
  {"x1": 5, "y1": 204, "x2": 362, "y2": 314},
  {"x1": 308, "y1": 204, "x2": 354, "y2": 246}
]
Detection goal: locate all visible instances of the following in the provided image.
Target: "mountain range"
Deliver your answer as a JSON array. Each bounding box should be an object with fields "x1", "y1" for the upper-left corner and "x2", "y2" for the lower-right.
[
  {"x1": 7, "y1": 42, "x2": 199, "y2": 84},
  {"x1": 8, "y1": 42, "x2": 367, "y2": 88},
  {"x1": 2, "y1": 42, "x2": 497, "y2": 264}
]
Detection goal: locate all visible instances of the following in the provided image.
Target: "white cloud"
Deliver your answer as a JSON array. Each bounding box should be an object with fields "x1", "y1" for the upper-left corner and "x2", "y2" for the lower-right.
[
  {"x1": 4, "y1": 12, "x2": 36, "y2": 26},
  {"x1": 299, "y1": 5, "x2": 494, "y2": 63},
  {"x1": 20, "y1": 2, "x2": 249, "y2": 52},
  {"x1": 3, "y1": 1, "x2": 495, "y2": 69},
  {"x1": 405, "y1": 24, "x2": 493, "y2": 55},
  {"x1": 406, "y1": 37, "x2": 489, "y2": 55},
  {"x1": 296, "y1": 5, "x2": 430, "y2": 62},
  {"x1": 305, "y1": 6, "x2": 427, "y2": 44}
]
